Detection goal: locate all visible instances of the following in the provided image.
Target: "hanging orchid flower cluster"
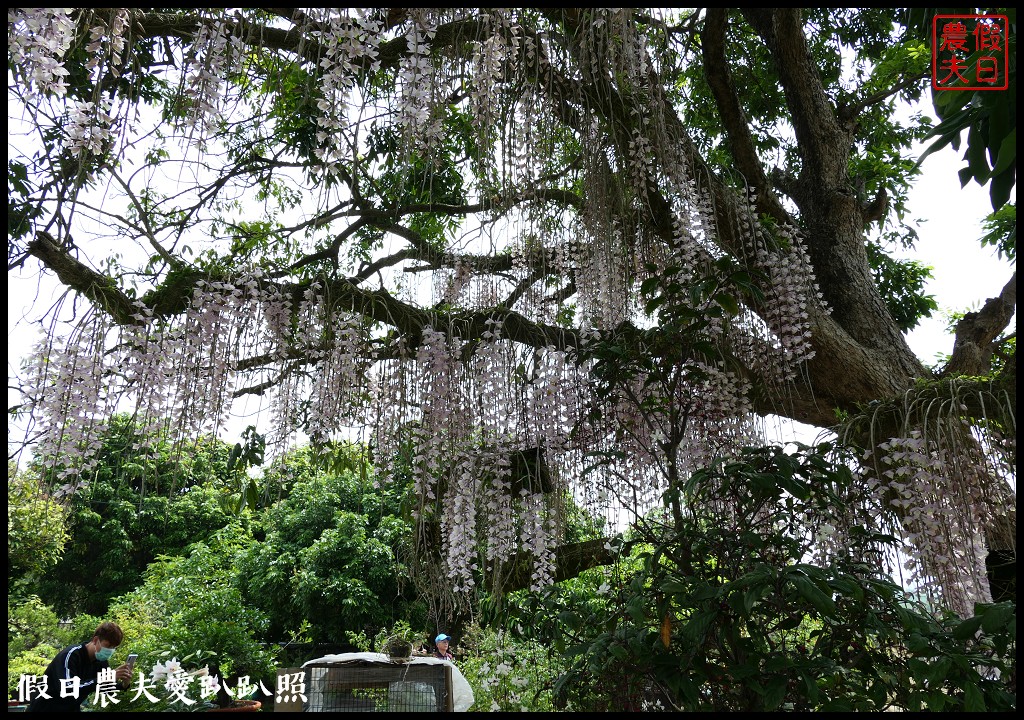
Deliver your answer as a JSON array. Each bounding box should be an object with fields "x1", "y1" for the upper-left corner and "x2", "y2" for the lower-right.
[
  {"x1": 395, "y1": 10, "x2": 445, "y2": 155},
  {"x1": 7, "y1": 8, "x2": 75, "y2": 98},
  {"x1": 24, "y1": 271, "x2": 270, "y2": 486},
  {"x1": 83, "y1": 8, "x2": 130, "y2": 78},
  {"x1": 469, "y1": 11, "x2": 513, "y2": 149},
  {"x1": 180, "y1": 16, "x2": 244, "y2": 142},
  {"x1": 23, "y1": 317, "x2": 113, "y2": 495},
  {"x1": 750, "y1": 220, "x2": 820, "y2": 382},
  {"x1": 9, "y1": 9, "x2": 119, "y2": 159},
  {"x1": 10, "y1": 8, "x2": 887, "y2": 602},
  {"x1": 876, "y1": 433, "x2": 994, "y2": 617},
  {"x1": 310, "y1": 9, "x2": 383, "y2": 179}
]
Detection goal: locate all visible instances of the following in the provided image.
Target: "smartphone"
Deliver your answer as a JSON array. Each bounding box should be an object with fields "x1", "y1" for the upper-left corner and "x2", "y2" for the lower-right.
[{"x1": 125, "y1": 653, "x2": 139, "y2": 671}]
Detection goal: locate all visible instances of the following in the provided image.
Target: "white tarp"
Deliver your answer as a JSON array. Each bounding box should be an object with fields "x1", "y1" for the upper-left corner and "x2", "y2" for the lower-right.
[{"x1": 302, "y1": 651, "x2": 475, "y2": 712}]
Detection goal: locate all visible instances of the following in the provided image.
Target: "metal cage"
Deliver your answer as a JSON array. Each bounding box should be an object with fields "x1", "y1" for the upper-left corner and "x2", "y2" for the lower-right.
[{"x1": 303, "y1": 660, "x2": 454, "y2": 712}]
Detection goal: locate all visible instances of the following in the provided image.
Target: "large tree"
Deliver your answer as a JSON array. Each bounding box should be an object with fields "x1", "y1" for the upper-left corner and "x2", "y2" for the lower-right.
[{"x1": 7, "y1": 9, "x2": 1015, "y2": 617}]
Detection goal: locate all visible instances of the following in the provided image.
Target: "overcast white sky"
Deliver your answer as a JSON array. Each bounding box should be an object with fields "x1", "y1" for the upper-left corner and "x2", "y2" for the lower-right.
[{"x1": 900, "y1": 146, "x2": 1014, "y2": 365}]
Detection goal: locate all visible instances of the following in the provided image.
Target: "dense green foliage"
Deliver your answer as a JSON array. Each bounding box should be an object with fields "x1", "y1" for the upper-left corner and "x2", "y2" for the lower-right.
[
  {"x1": 8, "y1": 466, "x2": 69, "y2": 583},
  {"x1": 503, "y1": 444, "x2": 1017, "y2": 711},
  {"x1": 7, "y1": 597, "x2": 99, "y2": 698},
  {"x1": 980, "y1": 202, "x2": 1017, "y2": 261},
  {"x1": 8, "y1": 439, "x2": 428, "y2": 707},
  {"x1": 236, "y1": 445, "x2": 425, "y2": 645},
  {"x1": 95, "y1": 521, "x2": 281, "y2": 712},
  {"x1": 28, "y1": 417, "x2": 237, "y2": 616},
  {"x1": 8, "y1": 438, "x2": 1016, "y2": 710},
  {"x1": 679, "y1": 8, "x2": 943, "y2": 331}
]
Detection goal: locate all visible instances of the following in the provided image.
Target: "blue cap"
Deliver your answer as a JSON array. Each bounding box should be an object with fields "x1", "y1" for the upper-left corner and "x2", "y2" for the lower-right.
[{"x1": 435, "y1": 633, "x2": 451, "y2": 643}]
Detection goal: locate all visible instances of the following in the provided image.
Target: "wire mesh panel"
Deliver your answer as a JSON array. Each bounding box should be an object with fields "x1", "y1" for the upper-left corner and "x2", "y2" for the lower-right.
[{"x1": 304, "y1": 661, "x2": 453, "y2": 712}]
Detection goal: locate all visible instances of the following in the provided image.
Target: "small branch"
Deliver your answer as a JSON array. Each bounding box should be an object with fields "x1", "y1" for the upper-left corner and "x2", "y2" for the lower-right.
[
  {"x1": 502, "y1": 267, "x2": 548, "y2": 309},
  {"x1": 702, "y1": 9, "x2": 791, "y2": 225},
  {"x1": 109, "y1": 170, "x2": 181, "y2": 268},
  {"x1": 352, "y1": 248, "x2": 419, "y2": 283},
  {"x1": 288, "y1": 218, "x2": 369, "y2": 273},
  {"x1": 837, "y1": 73, "x2": 929, "y2": 124}
]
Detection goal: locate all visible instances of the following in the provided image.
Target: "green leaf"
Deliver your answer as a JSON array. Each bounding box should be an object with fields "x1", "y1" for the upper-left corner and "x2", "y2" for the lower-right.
[
  {"x1": 640, "y1": 277, "x2": 661, "y2": 295},
  {"x1": 742, "y1": 586, "x2": 765, "y2": 613},
  {"x1": 966, "y1": 124, "x2": 991, "y2": 182},
  {"x1": 990, "y1": 127, "x2": 1015, "y2": 176},
  {"x1": 645, "y1": 295, "x2": 666, "y2": 314},
  {"x1": 963, "y1": 683, "x2": 986, "y2": 712},
  {"x1": 762, "y1": 676, "x2": 788, "y2": 710},
  {"x1": 952, "y1": 614, "x2": 983, "y2": 641},
  {"x1": 713, "y1": 292, "x2": 739, "y2": 317},
  {"x1": 246, "y1": 480, "x2": 259, "y2": 510},
  {"x1": 989, "y1": 165, "x2": 1015, "y2": 210},
  {"x1": 907, "y1": 657, "x2": 930, "y2": 676},
  {"x1": 801, "y1": 672, "x2": 820, "y2": 705},
  {"x1": 680, "y1": 609, "x2": 717, "y2": 643},
  {"x1": 227, "y1": 443, "x2": 242, "y2": 472},
  {"x1": 608, "y1": 643, "x2": 629, "y2": 661},
  {"x1": 660, "y1": 580, "x2": 690, "y2": 594},
  {"x1": 217, "y1": 494, "x2": 237, "y2": 515},
  {"x1": 778, "y1": 614, "x2": 802, "y2": 630},
  {"x1": 792, "y1": 575, "x2": 836, "y2": 618},
  {"x1": 978, "y1": 602, "x2": 1014, "y2": 634},
  {"x1": 906, "y1": 633, "x2": 929, "y2": 654},
  {"x1": 827, "y1": 576, "x2": 863, "y2": 601}
]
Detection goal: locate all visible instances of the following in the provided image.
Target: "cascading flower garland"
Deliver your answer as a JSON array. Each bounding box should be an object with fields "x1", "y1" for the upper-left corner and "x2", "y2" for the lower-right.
[{"x1": 9, "y1": 8, "x2": 1004, "y2": 619}]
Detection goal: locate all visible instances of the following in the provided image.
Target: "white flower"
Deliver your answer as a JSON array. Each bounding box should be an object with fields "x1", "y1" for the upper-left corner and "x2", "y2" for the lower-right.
[{"x1": 150, "y1": 657, "x2": 182, "y2": 683}]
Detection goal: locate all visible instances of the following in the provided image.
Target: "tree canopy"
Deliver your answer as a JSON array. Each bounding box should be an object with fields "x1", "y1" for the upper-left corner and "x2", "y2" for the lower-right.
[
  {"x1": 7, "y1": 8, "x2": 1016, "y2": 617},
  {"x1": 24, "y1": 415, "x2": 238, "y2": 616}
]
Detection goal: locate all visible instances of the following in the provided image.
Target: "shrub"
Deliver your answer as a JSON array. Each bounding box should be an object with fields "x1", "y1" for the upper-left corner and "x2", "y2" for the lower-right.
[{"x1": 511, "y1": 443, "x2": 1016, "y2": 712}]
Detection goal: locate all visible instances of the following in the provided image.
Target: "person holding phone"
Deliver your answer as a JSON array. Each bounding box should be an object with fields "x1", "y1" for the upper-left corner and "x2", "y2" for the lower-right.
[{"x1": 26, "y1": 621, "x2": 133, "y2": 712}]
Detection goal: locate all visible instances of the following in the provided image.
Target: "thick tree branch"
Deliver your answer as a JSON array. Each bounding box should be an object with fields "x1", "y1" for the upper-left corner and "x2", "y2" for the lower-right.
[
  {"x1": 741, "y1": 9, "x2": 923, "y2": 377},
  {"x1": 498, "y1": 537, "x2": 620, "y2": 593},
  {"x1": 228, "y1": 279, "x2": 581, "y2": 373},
  {"x1": 943, "y1": 271, "x2": 1017, "y2": 377},
  {"x1": 701, "y1": 8, "x2": 792, "y2": 226},
  {"x1": 28, "y1": 231, "x2": 144, "y2": 326},
  {"x1": 741, "y1": 9, "x2": 851, "y2": 186}
]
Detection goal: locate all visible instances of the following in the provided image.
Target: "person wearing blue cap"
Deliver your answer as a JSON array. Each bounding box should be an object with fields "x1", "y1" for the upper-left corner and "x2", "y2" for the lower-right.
[{"x1": 432, "y1": 633, "x2": 454, "y2": 661}]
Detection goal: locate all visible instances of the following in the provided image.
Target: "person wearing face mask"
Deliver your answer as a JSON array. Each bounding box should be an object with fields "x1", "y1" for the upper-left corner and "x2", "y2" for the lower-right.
[{"x1": 26, "y1": 621, "x2": 133, "y2": 712}]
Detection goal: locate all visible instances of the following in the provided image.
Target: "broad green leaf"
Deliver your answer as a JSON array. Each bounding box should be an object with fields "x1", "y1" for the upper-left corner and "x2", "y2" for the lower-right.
[
  {"x1": 952, "y1": 614, "x2": 983, "y2": 640},
  {"x1": 792, "y1": 576, "x2": 836, "y2": 618}
]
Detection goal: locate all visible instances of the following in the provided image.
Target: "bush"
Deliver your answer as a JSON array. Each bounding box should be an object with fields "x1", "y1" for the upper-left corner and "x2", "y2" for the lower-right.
[
  {"x1": 8, "y1": 466, "x2": 69, "y2": 583},
  {"x1": 7, "y1": 596, "x2": 99, "y2": 700},
  {"x1": 457, "y1": 624, "x2": 569, "y2": 712},
  {"x1": 29, "y1": 427, "x2": 236, "y2": 617},
  {"x1": 236, "y1": 451, "x2": 424, "y2": 645},
  {"x1": 510, "y1": 444, "x2": 1016, "y2": 712},
  {"x1": 93, "y1": 522, "x2": 280, "y2": 712}
]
